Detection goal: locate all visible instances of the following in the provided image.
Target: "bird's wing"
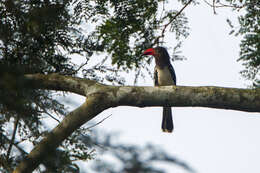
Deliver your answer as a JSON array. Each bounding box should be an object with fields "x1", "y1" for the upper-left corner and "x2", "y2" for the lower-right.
[
  {"x1": 168, "y1": 64, "x2": 177, "y2": 85},
  {"x1": 154, "y1": 68, "x2": 159, "y2": 86}
]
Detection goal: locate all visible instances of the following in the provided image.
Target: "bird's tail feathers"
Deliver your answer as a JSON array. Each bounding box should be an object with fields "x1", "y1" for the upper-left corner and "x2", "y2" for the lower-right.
[{"x1": 162, "y1": 107, "x2": 173, "y2": 133}]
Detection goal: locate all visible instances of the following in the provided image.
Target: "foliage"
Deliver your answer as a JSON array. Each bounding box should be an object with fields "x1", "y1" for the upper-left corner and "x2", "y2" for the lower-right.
[
  {"x1": 0, "y1": 0, "x2": 75, "y2": 170},
  {"x1": 0, "y1": 0, "x2": 191, "y2": 172},
  {"x1": 225, "y1": 0, "x2": 260, "y2": 86},
  {"x1": 2, "y1": 0, "x2": 259, "y2": 172},
  {"x1": 238, "y1": 0, "x2": 260, "y2": 87},
  {"x1": 73, "y1": 0, "x2": 191, "y2": 70}
]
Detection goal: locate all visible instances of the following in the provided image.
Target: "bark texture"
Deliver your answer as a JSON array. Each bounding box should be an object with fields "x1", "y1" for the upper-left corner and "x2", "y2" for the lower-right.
[
  {"x1": 9, "y1": 73, "x2": 260, "y2": 173},
  {"x1": 22, "y1": 74, "x2": 260, "y2": 112}
]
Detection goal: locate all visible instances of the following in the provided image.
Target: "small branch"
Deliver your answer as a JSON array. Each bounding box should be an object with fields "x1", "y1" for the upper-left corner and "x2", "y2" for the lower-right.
[
  {"x1": 203, "y1": 0, "x2": 246, "y2": 12},
  {"x1": 159, "y1": 0, "x2": 166, "y2": 22},
  {"x1": 154, "y1": 0, "x2": 193, "y2": 45},
  {"x1": 76, "y1": 61, "x2": 88, "y2": 72},
  {"x1": 2, "y1": 134, "x2": 28, "y2": 155},
  {"x1": 86, "y1": 114, "x2": 112, "y2": 130},
  {"x1": 37, "y1": 103, "x2": 60, "y2": 123},
  {"x1": 164, "y1": 0, "x2": 193, "y2": 32},
  {"x1": 1, "y1": 134, "x2": 28, "y2": 172},
  {"x1": 44, "y1": 111, "x2": 60, "y2": 123},
  {"x1": 134, "y1": 68, "x2": 141, "y2": 85},
  {"x1": 66, "y1": 61, "x2": 89, "y2": 75},
  {"x1": 6, "y1": 117, "x2": 20, "y2": 160},
  {"x1": 213, "y1": 0, "x2": 217, "y2": 14}
]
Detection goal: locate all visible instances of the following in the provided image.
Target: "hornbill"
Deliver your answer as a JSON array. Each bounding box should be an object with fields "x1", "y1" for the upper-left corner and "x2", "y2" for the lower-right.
[{"x1": 142, "y1": 47, "x2": 176, "y2": 133}]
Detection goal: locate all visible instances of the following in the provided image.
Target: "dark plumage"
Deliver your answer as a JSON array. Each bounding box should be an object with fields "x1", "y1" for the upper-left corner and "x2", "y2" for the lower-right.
[{"x1": 142, "y1": 47, "x2": 176, "y2": 132}]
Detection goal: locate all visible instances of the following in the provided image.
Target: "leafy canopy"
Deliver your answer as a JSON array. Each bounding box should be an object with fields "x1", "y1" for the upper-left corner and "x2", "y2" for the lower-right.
[
  {"x1": 0, "y1": 0, "x2": 260, "y2": 172},
  {"x1": 226, "y1": 0, "x2": 260, "y2": 86},
  {"x1": 0, "y1": 0, "x2": 190, "y2": 172}
]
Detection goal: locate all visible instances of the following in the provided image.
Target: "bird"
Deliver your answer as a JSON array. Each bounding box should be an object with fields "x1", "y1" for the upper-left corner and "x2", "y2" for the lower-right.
[{"x1": 142, "y1": 47, "x2": 176, "y2": 133}]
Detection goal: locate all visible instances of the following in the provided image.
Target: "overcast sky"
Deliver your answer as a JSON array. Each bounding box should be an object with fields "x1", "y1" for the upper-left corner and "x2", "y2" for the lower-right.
[{"x1": 71, "y1": 2, "x2": 260, "y2": 173}]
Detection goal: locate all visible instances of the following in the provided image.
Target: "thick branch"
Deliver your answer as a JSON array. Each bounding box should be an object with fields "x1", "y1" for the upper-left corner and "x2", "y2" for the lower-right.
[
  {"x1": 13, "y1": 93, "x2": 110, "y2": 173},
  {"x1": 23, "y1": 73, "x2": 100, "y2": 96},
  {"x1": 11, "y1": 74, "x2": 260, "y2": 173},
  {"x1": 113, "y1": 85, "x2": 260, "y2": 112},
  {"x1": 11, "y1": 74, "x2": 260, "y2": 112}
]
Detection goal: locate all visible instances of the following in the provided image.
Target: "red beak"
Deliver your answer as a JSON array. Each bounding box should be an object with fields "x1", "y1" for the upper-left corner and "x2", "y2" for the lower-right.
[{"x1": 142, "y1": 48, "x2": 155, "y2": 56}]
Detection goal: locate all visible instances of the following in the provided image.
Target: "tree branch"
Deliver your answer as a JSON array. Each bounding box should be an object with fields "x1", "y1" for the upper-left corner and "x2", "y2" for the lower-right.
[
  {"x1": 0, "y1": 73, "x2": 257, "y2": 114},
  {"x1": 6, "y1": 117, "x2": 20, "y2": 160},
  {"x1": 86, "y1": 114, "x2": 112, "y2": 130},
  {"x1": 23, "y1": 73, "x2": 90, "y2": 96},
  {"x1": 203, "y1": 0, "x2": 246, "y2": 12},
  {"x1": 19, "y1": 73, "x2": 260, "y2": 113},
  {"x1": 6, "y1": 73, "x2": 260, "y2": 172},
  {"x1": 13, "y1": 93, "x2": 110, "y2": 173},
  {"x1": 154, "y1": 0, "x2": 193, "y2": 45},
  {"x1": 2, "y1": 134, "x2": 28, "y2": 155}
]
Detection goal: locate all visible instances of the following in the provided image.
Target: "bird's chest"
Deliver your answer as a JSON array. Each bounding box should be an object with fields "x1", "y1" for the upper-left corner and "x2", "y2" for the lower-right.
[{"x1": 156, "y1": 66, "x2": 175, "y2": 86}]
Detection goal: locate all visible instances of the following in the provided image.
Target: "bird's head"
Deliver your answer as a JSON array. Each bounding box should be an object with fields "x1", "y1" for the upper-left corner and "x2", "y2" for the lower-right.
[
  {"x1": 142, "y1": 47, "x2": 169, "y2": 57},
  {"x1": 142, "y1": 48, "x2": 156, "y2": 56},
  {"x1": 142, "y1": 47, "x2": 170, "y2": 67}
]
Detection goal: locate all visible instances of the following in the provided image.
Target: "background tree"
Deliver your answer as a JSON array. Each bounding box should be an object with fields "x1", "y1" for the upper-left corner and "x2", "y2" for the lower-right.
[
  {"x1": 236, "y1": 0, "x2": 260, "y2": 86},
  {"x1": 90, "y1": 132, "x2": 195, "y2": 173},
  {"x1": 0, "y1": 0, "x2": 259, "y2": 172},
  {"x1": 217, "y1": 0, "x2": 260, "y2": 86}
]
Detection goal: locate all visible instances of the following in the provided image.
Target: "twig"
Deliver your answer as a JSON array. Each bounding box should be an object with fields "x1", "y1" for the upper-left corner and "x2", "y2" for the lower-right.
[
  {"x1": 6, "y1": 117, "x2": 20, "y2": 160},
  {"x1": 154, "y1": 0, "x2": 194, "y2": 46},
  {"x1": 44, "y1": 111, "x2": 60, "y2": 123},
  {"x1": 213, "y1": 0, "x2": 217, "y2": 14},
  {"x1": 1, "y1": 133, "x2": 28, "y2": 172},
  {"x1": 159, "y1": 0, "x2": 166, "y2": 22},
  {"x1": 2, "y1": 134, "x2": 28, "y2": 155},
  {"x1": 203, "y1": 0, "x2": 245, "y2": 12},
  {"x1": 218, "y1": 1, "x2": 246, "y2": 10},
  {"x1": 75, "y1": 61, "x2": 88, "y2": 73},
  {"x1": 37, "y1": 103, "x2": 60, "y2": 123},
  {"x1": 66, "y1": 61, "x2": 89, "y2": 75},
  {"x1": 134, "y1": 68, "x2": 141, "y2": 85},
  {"x1": 86, "y1": 114, "x2": 112, "y2": 130}
]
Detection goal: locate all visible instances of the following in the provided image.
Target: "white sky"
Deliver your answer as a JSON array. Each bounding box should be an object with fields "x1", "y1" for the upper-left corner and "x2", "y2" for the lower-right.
[{"x1": 63, "y1": 2, "x2": 260, "y2": 173}]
